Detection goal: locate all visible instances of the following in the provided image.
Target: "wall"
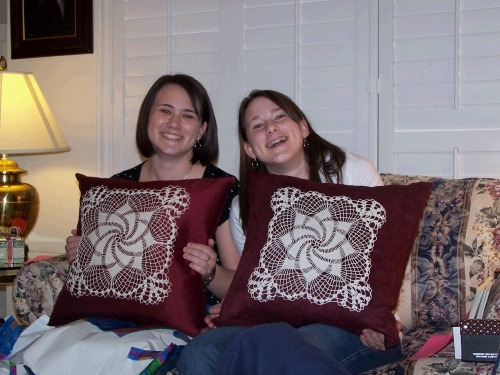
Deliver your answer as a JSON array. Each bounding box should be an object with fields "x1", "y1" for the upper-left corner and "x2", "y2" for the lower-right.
[{"x1": 6, "y1": 3, "x2": 99, "y2": 256}]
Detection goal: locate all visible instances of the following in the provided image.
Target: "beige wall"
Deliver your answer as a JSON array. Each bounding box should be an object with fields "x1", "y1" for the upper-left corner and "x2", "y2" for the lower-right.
[{"x1": 7, "y1": 8, "x2": 99, "y2": 256}]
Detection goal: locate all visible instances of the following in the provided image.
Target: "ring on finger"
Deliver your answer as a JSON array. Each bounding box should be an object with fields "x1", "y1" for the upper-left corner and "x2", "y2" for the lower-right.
[{"x1": 206, "y1": 256, "x2": 210, "y2": 262}]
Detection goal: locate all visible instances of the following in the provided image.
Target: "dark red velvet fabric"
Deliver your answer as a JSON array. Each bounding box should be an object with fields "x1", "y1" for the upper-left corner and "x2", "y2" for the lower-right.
[
  {"x1": 215, "y1": 172, "x2": 431, "y2": 348},
  {"x1": 49, "y1": 174, "x2": 236, "y2": 336}
]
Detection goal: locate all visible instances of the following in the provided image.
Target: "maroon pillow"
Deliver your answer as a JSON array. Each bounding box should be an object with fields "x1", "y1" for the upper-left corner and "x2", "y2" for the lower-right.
[
  {"x1": 49, "y1": 173, "x2": 236, "y2": 336},
  {"x1": 215, "y1": 172, "x2": 431, "y2": 348}
]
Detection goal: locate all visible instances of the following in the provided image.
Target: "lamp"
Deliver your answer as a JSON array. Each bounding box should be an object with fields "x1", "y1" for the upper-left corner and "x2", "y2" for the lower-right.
[{"x1": 0, "y1": 66, "x2": 70, "y2": 239}]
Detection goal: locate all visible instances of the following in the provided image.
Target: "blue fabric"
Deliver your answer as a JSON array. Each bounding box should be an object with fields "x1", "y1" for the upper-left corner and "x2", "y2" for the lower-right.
[
  {"x1": 0, "y1": 316, "x2": 23, "y2": 360},
  {"x1": 177, "y1": 323, "x2": 403, "y2": 375},
  {"x1": 217, "y1": 322, "x2": 351, "y2": 375}
]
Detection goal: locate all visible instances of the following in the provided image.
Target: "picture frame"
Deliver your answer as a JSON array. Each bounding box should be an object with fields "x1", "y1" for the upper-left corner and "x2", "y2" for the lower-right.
[{"x1": 10, "y1": 0, "x2": 93, "y2": 59}]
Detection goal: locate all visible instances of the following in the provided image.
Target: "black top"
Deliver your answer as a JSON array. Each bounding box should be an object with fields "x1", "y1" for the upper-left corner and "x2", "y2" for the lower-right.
[{"x1": 111, "y1": 162, "x2": 239, "y2": 305}]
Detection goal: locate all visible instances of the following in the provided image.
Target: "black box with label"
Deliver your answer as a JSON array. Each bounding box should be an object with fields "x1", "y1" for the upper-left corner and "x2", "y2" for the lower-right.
[{"x1": 461, "y1": 319, "x2": 500, "y2": 362}]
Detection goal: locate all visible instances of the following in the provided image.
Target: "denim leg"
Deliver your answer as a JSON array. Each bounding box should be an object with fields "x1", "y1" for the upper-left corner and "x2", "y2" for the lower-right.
[
  {"x1": 217, "y1": 322, "x2": 350, "y2": 375},
  {"x1": 176, "y1": 326, "x2": 248, "y2": 375},
  {"x1": 297, "y1": 324, "x2": 403, "y2": 374}
]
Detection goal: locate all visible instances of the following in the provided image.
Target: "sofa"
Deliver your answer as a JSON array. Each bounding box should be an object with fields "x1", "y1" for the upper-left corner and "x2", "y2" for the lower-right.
[{"x1": 11, "y1": 173, "x2": 500, "y2": 374}]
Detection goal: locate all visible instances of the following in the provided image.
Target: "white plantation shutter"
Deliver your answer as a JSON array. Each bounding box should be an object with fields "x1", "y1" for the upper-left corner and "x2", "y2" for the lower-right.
[
  {"x1": 164, "y1": 0, "x2": 243, "y2": 175},
  {"x1": 112, "y1": 0, "x2": 376, "y2": 176},
  {"x1": 108, "y1": 0, "x2": 500, "y2": 179},
  {"x1": 379, "y1": 0, "x2": 500, "y2": 178},
  {"x1": 112, "y1": 1, "x2": 170, "y2": 171},
  {"x1": 243, "y1": 0, "x2": 376, "y2": 159}
]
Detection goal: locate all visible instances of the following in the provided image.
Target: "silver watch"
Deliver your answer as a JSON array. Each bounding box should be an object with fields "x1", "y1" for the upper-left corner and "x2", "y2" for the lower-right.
[{"x1": 204, "y1": 266, "x2": 216, "y2": 287}]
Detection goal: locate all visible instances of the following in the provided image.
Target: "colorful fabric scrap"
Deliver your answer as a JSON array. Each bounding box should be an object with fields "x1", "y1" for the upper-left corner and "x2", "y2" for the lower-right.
[
  {"x1": 86, "y1": 316, "x2": 137, "y2": 331},
  {"x1": 137, "y1": 343, "x2": 184, "y2": 375},
  {"x1": 127, "y1": 347, "x2": 162, "y2": 361},
  {"x1": 0, "y1": 317, "x2": 23, "y2": 360}
]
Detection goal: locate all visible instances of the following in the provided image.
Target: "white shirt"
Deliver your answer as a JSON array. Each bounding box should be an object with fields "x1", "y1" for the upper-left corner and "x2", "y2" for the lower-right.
[{"x1": 230, "y1": 152, "x2": 382, "y2": 254}]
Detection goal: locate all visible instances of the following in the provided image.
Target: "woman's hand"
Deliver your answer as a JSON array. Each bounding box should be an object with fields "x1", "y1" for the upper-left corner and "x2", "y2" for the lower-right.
[
  {"x1": 65, "y1": 229, "x2": 81, "y2": 263},
  {"x1": 204, "y1": 301, "x2": 223, "y2": 329},
  {"x1": 360, "y1": 320, "x2": 403, "y2": 351},
  {"x1": 184, "y1": 228, "x2": 237, "y2": 300},
  {"x1": 360, "y1": 329, "x2": 386, "y2": 350},
  {"x1": 183, "y1": 239, "x2": 217, "y2": 279}
]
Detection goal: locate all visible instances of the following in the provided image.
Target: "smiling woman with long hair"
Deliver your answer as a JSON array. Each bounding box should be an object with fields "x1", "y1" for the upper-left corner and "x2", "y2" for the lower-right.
[
  {"x1": 65, "y1": 74, "x2": 240, "y2": 305},
  {"x1": 177, "y1": 89, "x2": 403, "y2": 375}
]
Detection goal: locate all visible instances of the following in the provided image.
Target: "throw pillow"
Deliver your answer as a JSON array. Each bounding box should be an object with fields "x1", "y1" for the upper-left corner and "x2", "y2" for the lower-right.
[
  {"x1": 215, "y1": 172, "x2": 431, "y2": 348},
  {"x1": 49, "y1": 174, "x2": 236, "y2": 337}
]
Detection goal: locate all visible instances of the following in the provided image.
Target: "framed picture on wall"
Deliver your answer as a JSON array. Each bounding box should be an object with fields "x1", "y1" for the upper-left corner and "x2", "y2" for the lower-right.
[{"x1": 10, "y1": 0, "x2": 93, "y2": 59}]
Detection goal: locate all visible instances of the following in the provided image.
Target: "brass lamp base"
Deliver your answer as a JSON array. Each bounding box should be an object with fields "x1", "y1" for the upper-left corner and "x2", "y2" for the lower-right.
[{"x1": 0, "y1": 156, "x2": 39, "y2": 237}]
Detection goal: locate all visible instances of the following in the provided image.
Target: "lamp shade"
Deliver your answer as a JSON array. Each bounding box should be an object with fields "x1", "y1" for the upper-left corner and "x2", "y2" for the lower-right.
[
  {"x1": 0, "y1": 71, "x2": 70, "y2": 244},
  {"x1": 0, "y1": 71, "x2": 70, "y2": 154}
]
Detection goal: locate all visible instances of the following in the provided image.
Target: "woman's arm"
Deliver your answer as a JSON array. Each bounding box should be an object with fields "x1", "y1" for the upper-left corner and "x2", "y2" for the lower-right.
[
  {"x1": 183, "y1": 220, "x2": 241, "y2": 299},
  {"x1": 216, "y1": 220, "x2": 241, "y2": 270},
  {"x1": 206, "y1": 221, "x2": 240, "y2": 298},
  {"x1": 342, "y1": 153, "x2": 383, "y2": 187},
  {"x1": 229, "y1": 196, "x2": 245, "y2": 254}
]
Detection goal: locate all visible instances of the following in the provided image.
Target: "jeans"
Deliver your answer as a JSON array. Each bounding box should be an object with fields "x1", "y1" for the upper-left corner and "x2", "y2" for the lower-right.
[
  {"x1": 297, "y1": 324, "x2": 402, "y2": 374},
  {"x1": 177, "y1": 323, "x2": 402, "y2": 375},
  {"x1": 177, "y1": 326, "x2": 247, "y2": 374},
  {"x1": 217, "y1": 322, "x2": 351, "y2": 375}
]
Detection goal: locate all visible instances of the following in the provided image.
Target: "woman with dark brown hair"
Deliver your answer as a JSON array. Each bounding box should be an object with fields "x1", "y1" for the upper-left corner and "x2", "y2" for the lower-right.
[
  {"x1": 232, "y1": 89, "x2": 382, "y2": 253},
  {"x1": 178, "y1": 89, "x2": 402, "y2": 375},
  {"x1": 66, "y1": 74, "x2": 240, "y2": 304}
]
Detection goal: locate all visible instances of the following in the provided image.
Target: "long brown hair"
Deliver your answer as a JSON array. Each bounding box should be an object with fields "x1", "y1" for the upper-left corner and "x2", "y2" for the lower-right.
[
  {"x1": 237, "y1": 89, "x2": 346, "y2": 233},
  {"x1": 136, "y1": 74, "x2": 218, "y2": 165}
]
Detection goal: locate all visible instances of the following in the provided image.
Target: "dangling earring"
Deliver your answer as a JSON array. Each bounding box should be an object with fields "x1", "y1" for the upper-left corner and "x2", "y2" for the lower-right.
[
  {"x1": 303, "y1": 137, "x2": 309, "y2": 149},
  {"x1": 251, "y1": 158, "x2": 260, "y2": 169},
  {"x1": 194, "y1": 138, "x2": 202, "y2": 150}
]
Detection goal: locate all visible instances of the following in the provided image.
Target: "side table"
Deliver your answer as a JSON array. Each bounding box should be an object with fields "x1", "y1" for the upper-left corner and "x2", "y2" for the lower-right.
[{"x1": 0, "y1": 264, "x2": 22, "y2": 319}]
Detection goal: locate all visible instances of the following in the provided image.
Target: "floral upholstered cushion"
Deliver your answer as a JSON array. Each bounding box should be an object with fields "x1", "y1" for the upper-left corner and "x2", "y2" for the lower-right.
[
  {"x1": 11, "y1": 173, "x2": 500, "y2": 375},
  {"x1": 382, "y1": 174, "x2": 500, "y2": 331},
  {"x1": 12, "y1": 255, "x2": 69, "y2": 325}
]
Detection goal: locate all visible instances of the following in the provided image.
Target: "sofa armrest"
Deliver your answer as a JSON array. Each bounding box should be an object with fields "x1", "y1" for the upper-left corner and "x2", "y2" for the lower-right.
[{"x1": 12, "y1": 255, "x2": 69, "y2": 325}]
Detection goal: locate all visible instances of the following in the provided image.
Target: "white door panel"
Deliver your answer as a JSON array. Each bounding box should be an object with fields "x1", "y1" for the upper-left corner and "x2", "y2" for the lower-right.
[{"x1": 379, "y1": 0, "x2": 500, "y2": 178}]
